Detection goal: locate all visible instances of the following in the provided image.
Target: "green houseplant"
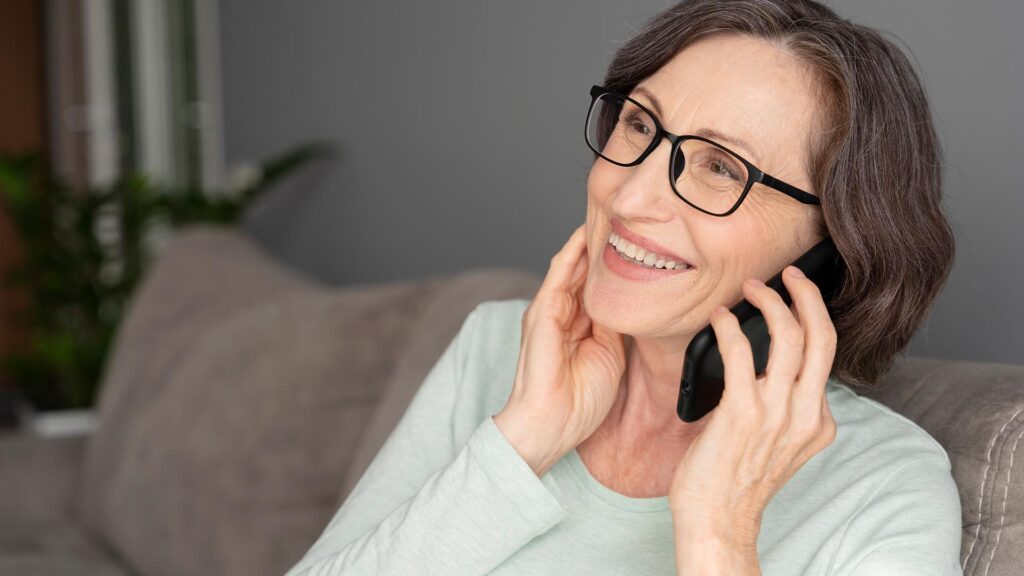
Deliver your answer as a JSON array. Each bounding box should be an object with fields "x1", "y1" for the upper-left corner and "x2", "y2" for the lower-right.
[{"x1": 0, "y1": 143, "x2": 333, "y2": 412}]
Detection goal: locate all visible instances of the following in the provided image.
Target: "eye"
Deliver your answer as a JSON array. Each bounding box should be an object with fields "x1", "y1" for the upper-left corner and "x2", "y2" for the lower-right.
[
  {"x1": 706, "y1": 154, "x2": 742, "y2": 181},
  {"x1": 622, "y1": 111, "x2": 653, "y2": 137}
]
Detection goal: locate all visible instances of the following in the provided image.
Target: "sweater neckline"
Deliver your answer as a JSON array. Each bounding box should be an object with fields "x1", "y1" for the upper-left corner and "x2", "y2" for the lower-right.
[
  {"x1": 560, "y1": 377, "x2": 847, "y2": 514},
  {"x1": 563, "y1": 446, "x2": 672, "y2": 513}
]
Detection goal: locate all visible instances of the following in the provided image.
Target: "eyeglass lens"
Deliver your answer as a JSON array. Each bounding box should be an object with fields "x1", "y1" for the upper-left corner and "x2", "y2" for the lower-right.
[{"x1": 586, "y1": 93, "x2": 750, "y2": 215}]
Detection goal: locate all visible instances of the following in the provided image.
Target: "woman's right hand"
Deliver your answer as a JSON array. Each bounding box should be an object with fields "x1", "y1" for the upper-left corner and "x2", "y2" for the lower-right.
[{"x1": 493, "y1": 223, "x2": 627, "y2": 477}]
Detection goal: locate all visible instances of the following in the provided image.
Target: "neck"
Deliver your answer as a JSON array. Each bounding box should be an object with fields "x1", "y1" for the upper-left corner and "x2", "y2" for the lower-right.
[{"x1": 597, "y1": 334, "x2": 707, "y2": 450}]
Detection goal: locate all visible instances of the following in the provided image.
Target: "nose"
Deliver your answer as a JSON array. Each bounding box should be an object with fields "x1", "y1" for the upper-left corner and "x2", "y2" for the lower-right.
[{"x1": 609, "y1": 139, "x2": 679, "y2": 218}]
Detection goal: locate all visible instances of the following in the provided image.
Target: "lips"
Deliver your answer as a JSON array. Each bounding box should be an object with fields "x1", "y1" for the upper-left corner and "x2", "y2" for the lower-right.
[{"x1": 610, "y1": 220, "x2": 695, "y2": 269}]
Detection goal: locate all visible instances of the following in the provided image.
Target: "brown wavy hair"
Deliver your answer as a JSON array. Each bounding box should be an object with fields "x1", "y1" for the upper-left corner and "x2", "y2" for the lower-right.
[{"x1": 597, "y1": 0, "x2": 955, "y2": 390}]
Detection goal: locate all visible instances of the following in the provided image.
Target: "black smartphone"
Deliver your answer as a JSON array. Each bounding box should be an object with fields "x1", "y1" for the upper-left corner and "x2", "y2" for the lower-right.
[{"x1": 676, "y1": 236, "x2": 845, "y2": 422}]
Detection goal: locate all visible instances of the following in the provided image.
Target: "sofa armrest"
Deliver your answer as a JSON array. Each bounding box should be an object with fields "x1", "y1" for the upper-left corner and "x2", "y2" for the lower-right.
[
  {"x1": 863, "y1": 355, "x2": 1024, "y2": 576},
  {"x1": 0, "y1": 430, "x2": 90, "y2": 522}
]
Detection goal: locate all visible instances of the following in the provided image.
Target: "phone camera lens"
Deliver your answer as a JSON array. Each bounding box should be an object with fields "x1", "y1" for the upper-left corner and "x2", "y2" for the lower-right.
[{"x1": 681, "y1": 379, "x2": 692, "y2": 395}]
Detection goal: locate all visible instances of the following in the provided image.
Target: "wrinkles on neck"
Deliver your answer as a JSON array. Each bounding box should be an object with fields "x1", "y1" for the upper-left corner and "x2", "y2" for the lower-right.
[{"x1": 584, "y1": 334, "x2": 707, "y2": 460}]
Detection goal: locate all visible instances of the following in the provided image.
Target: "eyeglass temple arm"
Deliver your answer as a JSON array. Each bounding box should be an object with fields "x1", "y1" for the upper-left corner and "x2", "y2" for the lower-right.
[{"x1": 760, "y1": 174, "x2": 821, "y2": 205}]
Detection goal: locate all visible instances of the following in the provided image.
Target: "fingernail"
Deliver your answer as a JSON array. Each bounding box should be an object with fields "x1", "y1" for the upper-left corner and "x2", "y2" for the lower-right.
[
  {"x1": 788, "y1": 266, "x2": 805, "y2": 278},
  {"x1": 745, "y1": 278, "x2": 764, "y2": 289},
  {"x1": 715, "y1": 305, "x2": 728, "y2": 314}
]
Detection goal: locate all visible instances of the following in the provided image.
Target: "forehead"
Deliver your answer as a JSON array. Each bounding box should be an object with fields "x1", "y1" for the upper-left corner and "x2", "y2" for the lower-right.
[{"x1": 633, "y1": 33, "x2": 820, "y2": 169}]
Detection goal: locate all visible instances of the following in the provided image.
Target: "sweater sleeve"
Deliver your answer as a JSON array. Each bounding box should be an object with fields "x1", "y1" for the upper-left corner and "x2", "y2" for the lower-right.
[
  {"x1": 831, "y1": 455, "x2": 964, "y2": 576},
  {"x1": 283, "y1": 304, "x2": 570, "y2": 576}
]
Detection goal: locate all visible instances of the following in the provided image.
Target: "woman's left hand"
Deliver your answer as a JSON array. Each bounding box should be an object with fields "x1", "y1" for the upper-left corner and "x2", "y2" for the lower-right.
[{"x1": 669, "y1": 265, "x2": 839, "y2": 552}]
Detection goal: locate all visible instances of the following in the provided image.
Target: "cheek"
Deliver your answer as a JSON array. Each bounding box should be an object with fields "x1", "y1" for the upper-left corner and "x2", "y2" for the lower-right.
[
  {"x1": 690, "y1": 208, "x2": 785, "y2": 295},
  {"x1": 732, "y1": 201, "x2": 794, "y2": 264},
  {"x1": 586, "y1": 160, "x2": 621, "y2": 205},
  {"x1": 585, "y1": 162, "x2": 619, "y2": 237}
]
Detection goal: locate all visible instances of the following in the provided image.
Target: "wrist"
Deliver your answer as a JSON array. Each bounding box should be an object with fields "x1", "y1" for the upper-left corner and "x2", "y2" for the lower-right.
[
  {"x1": 674, "y1": 531, "x2": 760, "y2": 576},
  {"x1": 492, "y1": 409, "x2": 565, "y2": 477},
  {"x1": 673, "y1": 510, "x2": 761, "y2": 574},
  {"x1": 673, "y1": 506, "x2": 761, "y2": 545}
]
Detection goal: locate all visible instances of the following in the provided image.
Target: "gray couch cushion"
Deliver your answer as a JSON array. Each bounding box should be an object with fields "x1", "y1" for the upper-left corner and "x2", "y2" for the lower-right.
[
  {"x1": 0, "y1": 518, "x2": 131, "y2": 576},
  {"x1": 0, "y1": 433, "x2": 88, "y2": 523},
  {"x1": 0, "y1": 434, "x2": 117, "y2": 576},
  {"x1": 77, "y1": 225, "x2": 436, "y2": 576},
  {"x1": 864, "y1": 355, "x2": 1024, "y2": 575}
]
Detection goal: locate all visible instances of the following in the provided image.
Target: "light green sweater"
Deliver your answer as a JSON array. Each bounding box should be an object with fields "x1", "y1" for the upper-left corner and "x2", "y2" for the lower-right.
[{"x1": 285, "y1": 299, "x2": 963, "y2": 576}]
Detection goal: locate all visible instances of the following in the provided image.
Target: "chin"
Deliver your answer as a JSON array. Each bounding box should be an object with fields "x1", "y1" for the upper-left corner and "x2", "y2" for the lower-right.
[
  {"x1": 582, "y1": 277, "x2": 705, "y2": 342},
  {"x1": 582, "y1": 281, "x2": 660, "y2": 336}
]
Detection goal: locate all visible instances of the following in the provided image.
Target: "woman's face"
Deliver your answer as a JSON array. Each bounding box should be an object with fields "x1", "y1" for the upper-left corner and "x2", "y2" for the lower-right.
[{"x1": 584, "y1": 33, "x2": 826, "y2": 341}]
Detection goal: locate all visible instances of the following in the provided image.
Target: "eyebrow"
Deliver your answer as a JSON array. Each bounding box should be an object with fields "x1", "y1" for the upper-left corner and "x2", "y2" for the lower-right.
[{"x1": 630, "y1": 85, "x2": 761, "y2": 163}]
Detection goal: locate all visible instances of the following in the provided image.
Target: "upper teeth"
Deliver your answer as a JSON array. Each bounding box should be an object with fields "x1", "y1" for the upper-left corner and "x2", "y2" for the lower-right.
[{"x1": 609, "y1": 232, "x2": 689, "y2": 270}]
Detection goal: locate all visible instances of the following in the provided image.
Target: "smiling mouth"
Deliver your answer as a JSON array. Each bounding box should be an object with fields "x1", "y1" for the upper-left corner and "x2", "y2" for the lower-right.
[{"x1": 608, "y1": 232, "x2": 693, "y2": 271}]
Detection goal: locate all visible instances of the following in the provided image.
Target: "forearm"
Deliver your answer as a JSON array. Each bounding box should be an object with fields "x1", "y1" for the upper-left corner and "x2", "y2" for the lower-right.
[{"x1": 286, "y1": 416, "x2": 569, "y2": 576}]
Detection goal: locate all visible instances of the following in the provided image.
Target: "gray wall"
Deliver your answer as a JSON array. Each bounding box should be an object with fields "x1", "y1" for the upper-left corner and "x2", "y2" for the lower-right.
[{"x1": 220, "y1": 0, "x2": 1023, "y2": 366}]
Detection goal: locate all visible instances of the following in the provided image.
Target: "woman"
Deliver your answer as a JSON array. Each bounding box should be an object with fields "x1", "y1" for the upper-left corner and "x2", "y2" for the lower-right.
[{"x1": 286, "y1": 0, "x2": 961, "y2": 574}]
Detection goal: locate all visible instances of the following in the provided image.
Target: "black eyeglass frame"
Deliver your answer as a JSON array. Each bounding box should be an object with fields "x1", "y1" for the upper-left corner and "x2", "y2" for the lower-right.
[{"x1": 585, "y1": 85, "x2": 821, "y2": 217}]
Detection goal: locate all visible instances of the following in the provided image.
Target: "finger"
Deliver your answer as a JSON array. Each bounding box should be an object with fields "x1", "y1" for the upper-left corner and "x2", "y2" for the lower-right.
[
  {"x1": 795, "y1": 391, "x2": 838, "y2": 462},
  {"x1": 781, "y1": 265, "x2": 837, "y2": 403},
  {"x1": 820, "y1": 386, "x2": 838, "y2": 444},
  {"x1": 570, "y1": 241, "x2": 592, "y2": 318},
  {"x1": 709, "y1": 305, "x2": 758, "y2": 410},
  {"x1": 568, "y1": 305, "x2": 592, "y2": 343},
  {"x1": 568, "y1": 236, "x2": 589, "y2": 291},
  {"x1": 741, "y1": 277, "x2": 804, "y2": 397},
  {"x1": 568, "y1": 272, "x2": 592, "y2": 343},
  {"x1": 537, "y1": 224, "x2": 587, "y2": 299},
  {"x1": 527, "y1": 224, "x2": 587, "y2": 328}
]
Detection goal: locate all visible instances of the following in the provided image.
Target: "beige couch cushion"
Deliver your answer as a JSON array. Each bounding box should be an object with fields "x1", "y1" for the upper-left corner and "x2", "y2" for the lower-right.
[{"x1": 76, "y1": 225, "x2": 439, "y2": 576}]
